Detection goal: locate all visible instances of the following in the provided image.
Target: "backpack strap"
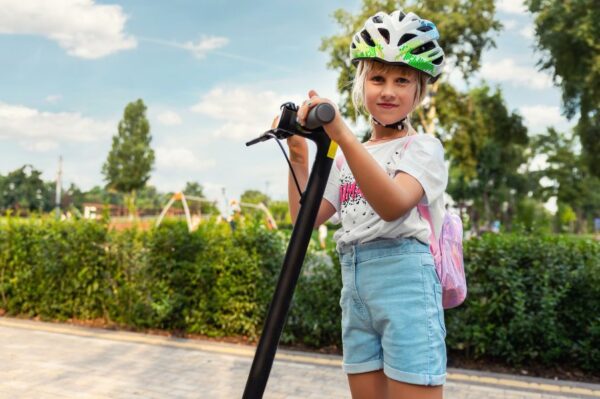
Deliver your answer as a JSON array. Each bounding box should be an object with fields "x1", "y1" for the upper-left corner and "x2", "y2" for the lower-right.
[
  {"x1": 404, "y1": 136, "x2": 440, "y2": 252},
  {"x1": 417, "y1": 203, "x2": 439, "y2": 253},
  {"x1": 335, "y1": 153, "x2": 346, "y2": 171}
]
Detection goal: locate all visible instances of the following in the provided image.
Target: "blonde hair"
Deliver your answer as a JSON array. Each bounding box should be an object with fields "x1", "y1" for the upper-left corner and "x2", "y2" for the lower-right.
[{"x1": 351, "y1": 60, "x2": 429, "y2": 126}]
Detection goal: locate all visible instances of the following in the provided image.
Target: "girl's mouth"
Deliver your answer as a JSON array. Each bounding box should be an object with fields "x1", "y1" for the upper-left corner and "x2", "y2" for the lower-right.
[{"x1": 377, "y1": 103, "x2": 398, "y2": 109}]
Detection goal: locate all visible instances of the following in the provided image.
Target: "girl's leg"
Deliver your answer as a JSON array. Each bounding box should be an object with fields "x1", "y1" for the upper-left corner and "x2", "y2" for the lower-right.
[
  {"x1": 348, "y1": 370, "x2": 387, "y2": 399},
  {"x1": 386, "y1": 378, "x2": 443, "y2": 399}
]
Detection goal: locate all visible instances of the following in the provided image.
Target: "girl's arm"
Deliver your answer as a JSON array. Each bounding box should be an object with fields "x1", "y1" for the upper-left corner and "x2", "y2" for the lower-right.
[
  {"x1": 296, "y1": 92, "x2": 424, "y2": 222},
  {"x1": 336, "y1": 130, "x2": 424, "y2": 221}
]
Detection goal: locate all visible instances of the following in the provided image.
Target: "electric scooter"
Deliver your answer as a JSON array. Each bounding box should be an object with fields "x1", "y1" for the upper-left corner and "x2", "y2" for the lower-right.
[{"x1": 243, "y1": 102, "x2": 337, "y2": 399}]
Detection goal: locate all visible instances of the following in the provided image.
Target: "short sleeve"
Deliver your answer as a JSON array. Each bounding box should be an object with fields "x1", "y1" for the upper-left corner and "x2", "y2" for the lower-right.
[
  {"x1": 387, "y1": 135, "x2": 448, "y2": 205},
  {"x1": 322, "y1": 154, "x2": 342, "y2": 213}
]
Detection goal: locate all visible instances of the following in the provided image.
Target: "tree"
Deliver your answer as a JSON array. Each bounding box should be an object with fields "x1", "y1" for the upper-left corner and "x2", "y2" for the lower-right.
[
  {"x1": 525, "y1": 0, "x2": 600, "y2": 177},
  {"x1": 102, "y1": 99, "x2": 155, "y2": 218},
  {"x1": 440, "y1": 84, "x2": 530, "y2": 231},
  {"x1": 0, "y1": 165, "x2": 52, "y2": 214},
  {"x1": 532, "y1": 128, "x2": 600, "y2": 233},
  {"x1": 240, "y1": 189, "x2": 270, "y2": 206},
  {"x1": 268, "y1": 200, "x2": 292, "y2": 227},
  {"x1": 61, "y1": 183, "x2": 85, "y2": 212},
  {"x1": 320, "y1": 0, "x2": 501, "y2": 135}
]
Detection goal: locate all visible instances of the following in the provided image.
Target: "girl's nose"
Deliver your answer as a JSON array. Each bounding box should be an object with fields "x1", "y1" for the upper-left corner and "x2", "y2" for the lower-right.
[{"x1": 380, "y1": 83, "x2": 396, "y2": 99}]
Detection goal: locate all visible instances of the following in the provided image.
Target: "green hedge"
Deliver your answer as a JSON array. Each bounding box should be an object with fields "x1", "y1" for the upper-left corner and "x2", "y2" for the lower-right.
[
  {"x1": 0, "y1": 217, "x2": 598, "y2": 373},
  {"x1": 449, "y1": 234, "x2": 600, "y2": 371}
]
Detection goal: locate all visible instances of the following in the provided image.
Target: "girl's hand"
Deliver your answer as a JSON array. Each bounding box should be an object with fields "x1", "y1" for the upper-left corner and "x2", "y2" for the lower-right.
[
  {"x1": 271, "y1": 115, "x2": 308, "y2": 164},
  {"x1": 296, "y1": 89, "x2": 350, "y2": 144}
]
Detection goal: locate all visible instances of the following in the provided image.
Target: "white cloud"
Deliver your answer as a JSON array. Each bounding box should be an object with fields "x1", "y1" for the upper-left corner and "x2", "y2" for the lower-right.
[
  {"x1": 183, "y1": 36, "x2": 229, "y2": 59},
  {"x1": 190, "y1": 87, "x2": 300, "y2": 141},
  {"x1": 0, "y1": 102, "x2": 113, "y2": 151},
  {"x1": 155, "y1": 146, "x2": 215, "y2": 171},
  {"x1": 519, "y1": 25, "x2": 535, "y2": 40},
  {"x1": 481, "y1": 58, "x2": 553, "y2": 89},
  {"x1": 45, "y1": 94, "x2": 62, "y2": 104},
  {"x1": 519, "y1": 105, "x2": 570, "y2": 132},
  {"x1": 497, "y1": 0, "x2": 527, "y2": 14},
  {"x1": 156, "y1": 110, "x2": 182, "y2": 126},
  {"x1": 0, "y1": 0, "x2": 137, "y2": 59},
  {"x1": 21, "y1": 140, "x2": 59, "y2": 152}
]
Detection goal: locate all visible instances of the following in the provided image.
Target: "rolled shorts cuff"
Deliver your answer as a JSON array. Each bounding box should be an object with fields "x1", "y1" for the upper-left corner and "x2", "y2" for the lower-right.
[
  {"x1": 383, "y1": 362, "x2": 446, "y2": 386},
  {"x1": 343, "y1": 359, "x2": 383, "y2": 374}
]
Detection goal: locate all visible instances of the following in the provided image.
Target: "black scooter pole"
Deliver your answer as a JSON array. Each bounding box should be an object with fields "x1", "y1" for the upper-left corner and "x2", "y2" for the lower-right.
[{"x1": 242, "y1": 103, "x2": 337, "y2": 399}]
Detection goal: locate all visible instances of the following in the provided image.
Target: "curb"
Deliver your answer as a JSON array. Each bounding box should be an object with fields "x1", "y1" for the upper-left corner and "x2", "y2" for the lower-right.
[{"x1": 1, "y1": 316, "x2": 599, "y2": 398}]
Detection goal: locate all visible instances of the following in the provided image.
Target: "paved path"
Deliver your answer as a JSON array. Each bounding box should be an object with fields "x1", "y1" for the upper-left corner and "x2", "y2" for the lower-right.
[{"x1": 1, "y1": 317, "x2": 599, "y2": 399}]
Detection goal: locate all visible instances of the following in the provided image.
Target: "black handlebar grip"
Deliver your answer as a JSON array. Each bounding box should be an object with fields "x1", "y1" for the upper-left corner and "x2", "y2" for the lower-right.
[{"x1": 304, "y1": 103, "x2": 336, "y2": 130}]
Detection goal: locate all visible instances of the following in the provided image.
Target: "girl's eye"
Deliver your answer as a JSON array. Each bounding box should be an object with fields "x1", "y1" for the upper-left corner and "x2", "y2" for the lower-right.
[
  {"x1": 397, "y1": 78, "x2": 410, "y2": 84},
  {"x1": 370, "y1": 75, "x2": 384, "y2": 82}
]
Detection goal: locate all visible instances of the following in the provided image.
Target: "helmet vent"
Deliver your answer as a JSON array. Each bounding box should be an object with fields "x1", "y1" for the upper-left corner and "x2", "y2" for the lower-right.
[
  {"x1": 432, "y1": 55, "x2": 444, "y2": 65},
  {"x1": 398, "y1": 33, "x2": 416, "y2": 46},
  {"x1": 417, "y1": 25, "x2": 433, "y2": 33},
  {"x1": 378, "y1": 28, "x2": 390, "y2": 44},
  {"x1": 411, "y1": 41, "x2": 436, "y2": 55},
  {"x1": 398, "y1": 12, "x2": 406, "y2": 22},
  {"x1": 351, "y1": 42, "x2": 357, "y2": 49},
  {"x1": 360, "y1": 29, "x2": 376, "y2": 47},
  {"x1": 373, "y1": 15, "x2": 383, "y2": 23}
]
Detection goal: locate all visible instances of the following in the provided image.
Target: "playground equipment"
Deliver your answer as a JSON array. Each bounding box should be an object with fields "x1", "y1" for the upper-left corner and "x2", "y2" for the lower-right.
[
  {"x1": 155, "y1": 193, "x2": 278, "y2": 232},
  {"x1": 230, "y1": 199, "x2": 278, "y2": 230},
  {"x1": 155, "y1": 192, "x2": 216, "y2": 232},
  {"x1": 243, "y1": 102, "x2": 336, "y2": 398}
]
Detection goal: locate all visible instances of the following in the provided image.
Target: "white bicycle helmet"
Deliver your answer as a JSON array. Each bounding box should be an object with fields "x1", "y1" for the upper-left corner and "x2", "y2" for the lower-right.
[{"x1": 350, "y1": 10, "x2": 445, "y2": 82}]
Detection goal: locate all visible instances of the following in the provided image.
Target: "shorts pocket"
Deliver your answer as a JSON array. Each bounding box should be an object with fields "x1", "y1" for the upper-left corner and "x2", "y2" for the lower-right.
[{"x1": 434, "y1": 283, "x2": 447, "y2": 336}]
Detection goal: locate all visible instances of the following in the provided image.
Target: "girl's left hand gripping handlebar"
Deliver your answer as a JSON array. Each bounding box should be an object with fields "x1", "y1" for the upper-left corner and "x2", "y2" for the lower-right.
[{"x1": 246, "y1": 102, "x2": 335, "y2": 146}]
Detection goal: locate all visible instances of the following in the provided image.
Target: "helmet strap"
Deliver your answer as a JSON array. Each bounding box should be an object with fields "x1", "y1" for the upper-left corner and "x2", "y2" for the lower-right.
[{"x1": 372, "y1": 116, "x2": 407, "y2": 131}]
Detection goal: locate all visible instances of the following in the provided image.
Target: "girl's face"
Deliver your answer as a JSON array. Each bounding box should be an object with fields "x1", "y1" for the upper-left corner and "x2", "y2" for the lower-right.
[{"x1": 364, "y1": 65, "x2": 419, "y2": 126}]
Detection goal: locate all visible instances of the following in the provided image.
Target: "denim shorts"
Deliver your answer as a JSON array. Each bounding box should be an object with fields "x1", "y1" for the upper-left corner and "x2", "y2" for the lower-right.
[{"x1": 337, "y1": 238, "x2": 447, "y2": 386}]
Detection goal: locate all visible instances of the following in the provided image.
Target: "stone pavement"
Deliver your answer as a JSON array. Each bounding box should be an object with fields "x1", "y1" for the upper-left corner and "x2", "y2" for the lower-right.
[{"x1": 1, "y1": 317, "x2": 599, "y2": 399}]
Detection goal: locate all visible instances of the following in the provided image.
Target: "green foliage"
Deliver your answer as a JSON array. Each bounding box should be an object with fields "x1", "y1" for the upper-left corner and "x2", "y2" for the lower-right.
[
  {"x1": 102, "y1": 99, "x2": 155, "y2": 216},
  {"x1": 0, "y1": 217, "x2": 109, "y2": 320},
  {"x1": 240, "y1": 189, "x2": 270, "y2": 205},
  {"x1": 449, "y1": 234, "x2": 600, "y2": 371},
  {"x1": 525, "y1": 0, "x2": 600, "y2": 177},
  {"x1": 282, "y1": 242, "x2": 342, "y2": 348},
  {"x1": 441, "y1": 84, "x2": 531, "y2": 231},
  {"x1": 532, "y1": 128, "x2": 600, "y2": 233},
  {"x1": 1, "y1": 219, "x2": 598, "y2": 373},
  {"x1": 0, "y1": 165, "x2": 54, "y2": 214}
]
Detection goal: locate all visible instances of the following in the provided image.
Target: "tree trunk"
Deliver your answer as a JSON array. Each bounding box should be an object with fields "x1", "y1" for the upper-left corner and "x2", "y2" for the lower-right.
[
  {"x1": 125, "y1": 190, "x2": 138, "y2": 221},
  {"x1": 423, "y1": 81, "x2": 440, "y2": 135}
]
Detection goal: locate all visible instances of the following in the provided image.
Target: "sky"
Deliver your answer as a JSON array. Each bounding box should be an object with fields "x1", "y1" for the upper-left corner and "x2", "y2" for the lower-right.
[{"x1": 0, "y1": 0, "x2": 574, "y2": 209}]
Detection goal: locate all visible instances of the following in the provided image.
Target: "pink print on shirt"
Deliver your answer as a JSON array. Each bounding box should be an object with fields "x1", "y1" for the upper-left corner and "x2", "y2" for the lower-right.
[{"x1": 340, "y1": 181, "x2": 363, "y2": 205}]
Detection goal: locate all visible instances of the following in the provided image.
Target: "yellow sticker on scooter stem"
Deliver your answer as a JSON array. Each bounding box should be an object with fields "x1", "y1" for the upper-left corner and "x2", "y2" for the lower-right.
[{"x1": 327, "y1": 141, "x2": 338, "y2": 159}]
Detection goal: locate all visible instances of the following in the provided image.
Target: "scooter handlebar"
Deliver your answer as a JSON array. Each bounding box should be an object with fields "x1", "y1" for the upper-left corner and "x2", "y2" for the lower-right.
[
  {"x1": 245, "y1": 102, "x2": 336, "y2": 147},
  {"x1": 304, "y1": 103, "x2": 335, "y2": 130}
]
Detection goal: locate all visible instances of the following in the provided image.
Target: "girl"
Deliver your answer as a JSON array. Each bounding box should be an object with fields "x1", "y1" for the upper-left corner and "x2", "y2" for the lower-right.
[{"x1": 286, "y1": 10, "x2": 448, "y2": 399}]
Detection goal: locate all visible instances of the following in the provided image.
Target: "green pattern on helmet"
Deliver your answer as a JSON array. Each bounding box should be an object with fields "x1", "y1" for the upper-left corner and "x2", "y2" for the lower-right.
[
  {"x1": 395, "y1": 42, "x2": 435, "y2": 74},
  {"x1": 352, "y1": 41, "x2": 384, "y2": 60}
]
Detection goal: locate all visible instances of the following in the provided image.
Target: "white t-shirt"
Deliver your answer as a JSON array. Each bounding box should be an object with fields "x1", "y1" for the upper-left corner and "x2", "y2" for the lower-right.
[{"x1": 323, "y1": 133, "x2": 448, "y2": 251}]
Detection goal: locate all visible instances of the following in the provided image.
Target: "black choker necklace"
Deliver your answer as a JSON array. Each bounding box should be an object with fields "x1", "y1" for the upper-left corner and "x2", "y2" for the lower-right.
[{"x1": 372, "y1": 116, "x2": 407, "y2": 131}]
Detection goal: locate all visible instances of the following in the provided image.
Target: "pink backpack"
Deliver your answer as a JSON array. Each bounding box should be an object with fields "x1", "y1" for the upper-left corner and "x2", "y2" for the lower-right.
[
  {"x1": 404, "y1": 137, "x2": 467, "y2": 309},
  {"x1": 416, "y1": 204, "x2": 466, "y2": 308}
]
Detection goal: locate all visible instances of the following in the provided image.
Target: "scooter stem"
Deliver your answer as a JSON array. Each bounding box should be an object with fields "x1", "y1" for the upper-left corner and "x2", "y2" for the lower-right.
[{"x1": 242, "y1": 123, "x2": 337, "y2": 399}]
